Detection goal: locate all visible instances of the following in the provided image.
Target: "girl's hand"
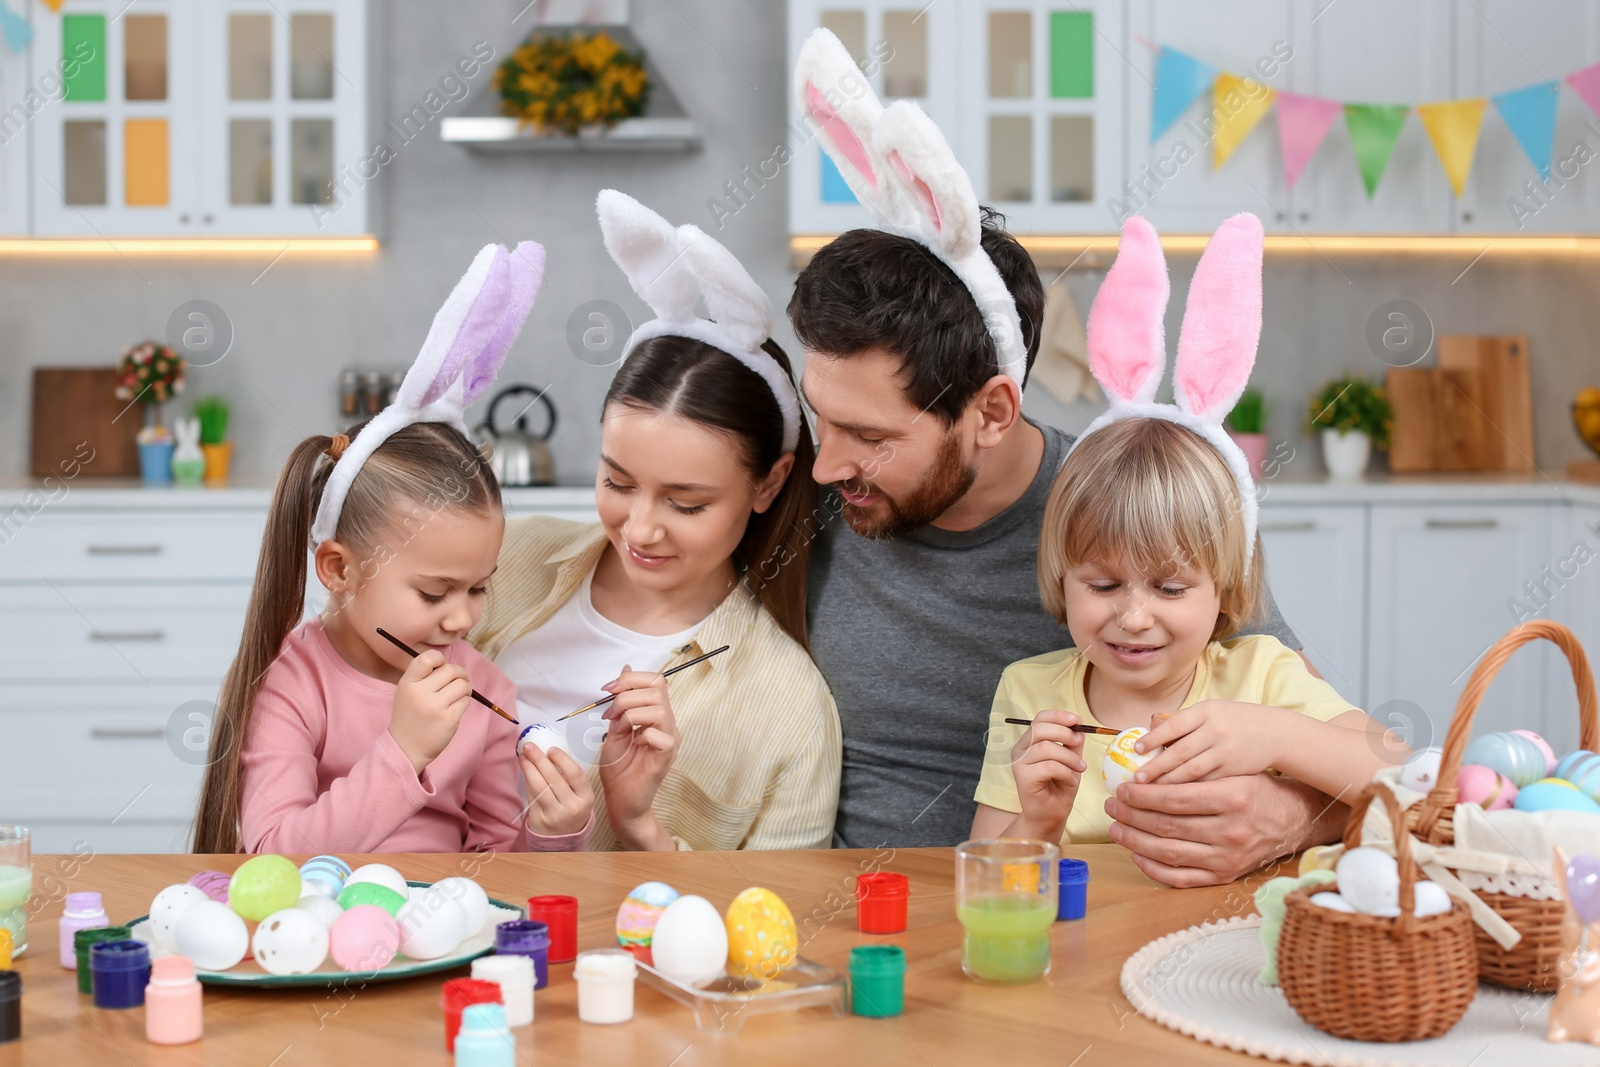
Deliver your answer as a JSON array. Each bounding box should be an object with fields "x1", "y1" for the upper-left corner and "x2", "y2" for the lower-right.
[
  {"x1": 389, "y1": 650, "x2": 471, "y2": 776},
  {"x1": 596, "y1": 665, "x2": 680, "y2": 851},
  {"x1": 519, "y1": 743, "x2": 595, "y2": 837},
  {"x1": 1135, "y1": 700, "x2": 1281, "y2": 784},
  {"x1": 1010, "y1": 709, "x2": 1087, "y2": 841}
]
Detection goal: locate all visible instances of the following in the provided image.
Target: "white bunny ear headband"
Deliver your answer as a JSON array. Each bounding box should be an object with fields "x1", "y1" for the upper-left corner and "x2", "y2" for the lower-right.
[
  {"x1": 794, "y1": 28, "x2": 1027, "y2": 388},
  {"x1": 596, "y1": 188, "x2": 800, "y2": 453},
  {"x1": 310, "y1": 241, "x2": 546, "y2": 545},
  {"x1": 1071, "y1": 213, "x2": 1265, "y2": 561}
]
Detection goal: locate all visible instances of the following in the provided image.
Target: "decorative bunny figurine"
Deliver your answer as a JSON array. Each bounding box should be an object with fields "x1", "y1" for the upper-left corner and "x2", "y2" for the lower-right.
[
  {"x1": 311, "y1": 240, "x2": 545, "y2": 543},
  {"x1": 170, "y1": 416, "x2": 205, "y2": 486},
  {"x1": 1549, "y1": 847, "x2": 1600, "y2": 1045},
  {"x1": 1071, "y1": 213, "x2": 1266, "y2": 560}
]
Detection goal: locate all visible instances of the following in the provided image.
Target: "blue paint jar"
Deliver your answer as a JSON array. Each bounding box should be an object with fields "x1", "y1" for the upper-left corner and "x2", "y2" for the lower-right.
[
  {"x1": 494, "y1": 920, "x2": 549, "y2": 990},
  {"x1": 1057, "y1": 858, "x2": 1089, "y2": 921},
  {"x1": 90, "y1": 940, "x2": 151, "y2": 1009},
  {"x1": 454, "y1": 1002, "x2": 514, "y2": 1067}
]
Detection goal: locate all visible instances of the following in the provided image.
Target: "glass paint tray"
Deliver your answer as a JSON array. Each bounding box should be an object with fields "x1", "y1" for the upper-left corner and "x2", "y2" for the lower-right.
[{"x1": 635, "y1": 955, "x2": 847, "y2": 1033}]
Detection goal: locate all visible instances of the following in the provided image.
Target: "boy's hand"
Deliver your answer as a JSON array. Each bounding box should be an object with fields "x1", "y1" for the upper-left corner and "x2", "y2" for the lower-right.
[
  {"x1": 1011, "y1": 709, "x2": 1086, "y2": 839},
  {"x1": 520, "y1": 743, "x2": 595, "y2": 837},
  {"x1": 389, "y1": 650, "x2": 471, "y2": 776},
  {"x1": 1135, "y1": 700, "x2": 1280, "y2": 784}
]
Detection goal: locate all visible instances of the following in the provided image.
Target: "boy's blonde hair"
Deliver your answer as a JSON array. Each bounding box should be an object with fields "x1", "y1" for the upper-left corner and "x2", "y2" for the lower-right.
[{"x1": 1038, "y1": 418, "x2": 1263, "y2": 639}]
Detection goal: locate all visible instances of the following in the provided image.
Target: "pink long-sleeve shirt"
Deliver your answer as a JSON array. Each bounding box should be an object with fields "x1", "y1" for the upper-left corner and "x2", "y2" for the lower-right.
[{"x1": 239, "y1": 619, "x2": 589, "y2": 854}]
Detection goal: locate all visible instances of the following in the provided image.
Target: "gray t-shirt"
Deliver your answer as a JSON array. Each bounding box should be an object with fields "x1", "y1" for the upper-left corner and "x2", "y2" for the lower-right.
[{"x1": 806, "y1": 419, "x2": 1300, "y2": 849}]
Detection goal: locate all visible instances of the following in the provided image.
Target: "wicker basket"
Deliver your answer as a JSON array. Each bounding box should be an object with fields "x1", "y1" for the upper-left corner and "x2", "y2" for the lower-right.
[
  {"x1": 1407, "y1": 619, "x2": 1600, "y2": 992},
  {"x1": 1277, "y1": 783, "x2": 1479, "y2": 1043}
]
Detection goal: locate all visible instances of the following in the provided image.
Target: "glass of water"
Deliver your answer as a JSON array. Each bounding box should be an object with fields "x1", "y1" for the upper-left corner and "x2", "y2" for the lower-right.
[{"x1": 0, "y1": 826, "x2": 31, "y2": 957}]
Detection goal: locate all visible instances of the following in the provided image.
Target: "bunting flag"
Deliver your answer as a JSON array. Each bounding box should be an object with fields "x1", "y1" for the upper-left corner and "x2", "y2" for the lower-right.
[
  {"x1": 1570, "y1": 62, "x2": 1600, "y2": 119},
  {"x1": 1151, "y1": 47, "x2": 1218, "y2": 141},
  {"x1": 1344, "y1": 104, "x2": 1410, "y2": 198},
  {"x1": 1276, "y1": 92, "x2": 1342, "y2": 189},
  {"x1": 40, "y1": 0, "x2": 61, "y2": 8},
  {"x1": 1211, "y1": 73, "x2": 1276, "y2": 168},
  {"x1": 1417, "y1": 98, "x2": 1487, "y2": 198},
  {"x1": 1492, "y1": 81, "x2": 1560, "y2": 177},
  {"x1": 0, "y1": 0, "x2": 31, "y2": 53}
]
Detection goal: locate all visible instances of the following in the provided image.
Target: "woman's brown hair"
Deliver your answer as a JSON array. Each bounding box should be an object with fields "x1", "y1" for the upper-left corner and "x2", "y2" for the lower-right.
[
  {"x1": 191, "y1": 422, "x2": 501, "y2": 853},
  {"x1": 604, "y1": 335, "x2": 819, "y2": 650}
]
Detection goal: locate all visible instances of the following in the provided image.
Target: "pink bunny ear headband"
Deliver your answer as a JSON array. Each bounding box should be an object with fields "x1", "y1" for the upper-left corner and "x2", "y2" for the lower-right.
[
  {"x1": 310, "y1": 241, "x2": 547, "y2": 545},
  {"x1": 794, "y1": 28, "x2": 1027, "y2": 388},
  {"x1": 596, "y1": 188, "x2": 800, "y2": 453},
  {"x1": 1071, "y1": 213, "x2": 1265, "y2": 562}
]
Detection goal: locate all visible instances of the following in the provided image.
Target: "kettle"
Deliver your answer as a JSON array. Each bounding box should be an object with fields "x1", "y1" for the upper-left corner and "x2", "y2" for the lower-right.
[{"x1": 475, "y1": 385, "x2": 558, "y2": 487}]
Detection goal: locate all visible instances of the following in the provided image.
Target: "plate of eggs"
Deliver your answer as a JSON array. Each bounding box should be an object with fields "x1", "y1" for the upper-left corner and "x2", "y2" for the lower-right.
[{"x1": 123, "y1": 855, "x2": 524, "y2": 987}]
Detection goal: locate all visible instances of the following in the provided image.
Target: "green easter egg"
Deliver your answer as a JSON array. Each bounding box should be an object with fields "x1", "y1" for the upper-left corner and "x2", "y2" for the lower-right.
[
  {"x1": 228, "y1": 854, "x2": 302, "y2": 922},
  {"x1": 338, "y1": 882, "x2": 407, "y2": 917}
]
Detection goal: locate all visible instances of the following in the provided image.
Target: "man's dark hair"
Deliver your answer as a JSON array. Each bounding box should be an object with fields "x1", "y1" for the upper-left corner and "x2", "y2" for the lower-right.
[{"x1": 786, "y1": 206, "x2": 1044, "y2": 425}]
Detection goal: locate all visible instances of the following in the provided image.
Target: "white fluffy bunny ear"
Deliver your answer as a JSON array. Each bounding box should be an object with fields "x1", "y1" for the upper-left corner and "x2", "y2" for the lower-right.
[
  {"x1": 874, "y1": 101, "x2": 982, "y2": 259},
  {"x1": 1085, "y1": 216, "x2": 1170, "y2": 407},
  {"x1": 1174, "y1": 213, "x2": 1264, "y2": 422},
  {"x1": 397, "y1": 244, "x2": 511, "y2": 411},
  {"x1": 677, "y1": 224, "x2": 771, "y2": 353},
  {"x1": 597, "y1": 189, "x2": 698, "y2": 323}
]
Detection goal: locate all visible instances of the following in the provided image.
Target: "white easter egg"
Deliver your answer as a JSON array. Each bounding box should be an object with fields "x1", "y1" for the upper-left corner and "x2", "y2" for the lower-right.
[
  {"x1": 252, "y1": 908, "x2": 331, "y2": 975},
  {"x1": 173, "y1": 899, "x2": 250, "y2": 971},
  {"x1": 650, "y1": 895, "x2": 728, "y2": 985},
  {"x1": 344, "y1": 863, "x2": 410, "y2": 902},
  {"x1": 397, "y1": 887, "x2": 469, "y2": 961},
  {"x1": 1399, "y1": 748, "x2": 1444, "y2": 794},
  {"x1": 300, "y1": 877, "x2": 339, "y2": 902},
  {"x1": 431, "y1": 877, "x2": 490, "y2": 937},
  {"x1": 1336, "y1": 847, "x2": 1401, "y2": 916},
  {"x1": 1102, "y1": 727, "x2": 1161, "y2": 791},
  {"x1": 1411, "y1": 880, "x2": 1453, "y2": 918},
  {"x1": 297, "y1": 893, "x2": 347, "y2": 929},
  {"x1": 148, "y1": 883, "x2": 208, "y2": 952},
  {"x1": 517, "y1": 721, "x2": 575, "y2": 759},
  {"x1": 1309, "y1": 892, "x2": 1356, "y2": 913}
]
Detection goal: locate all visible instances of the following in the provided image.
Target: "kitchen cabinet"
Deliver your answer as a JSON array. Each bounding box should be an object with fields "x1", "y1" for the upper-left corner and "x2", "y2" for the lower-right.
[
  {"x1": 0, "y1": 18, "x2": 27, "y2": 235},
  {"x1": 1257, "y1": 504, "x2": 1368, "y2": 705},
  {"x1": 1543, "y1": 502, "x2": 1600, "y2": 743}
]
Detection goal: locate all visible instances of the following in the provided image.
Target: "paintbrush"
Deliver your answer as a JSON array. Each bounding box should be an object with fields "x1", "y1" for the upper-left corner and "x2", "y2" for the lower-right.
[
  {"x1": 376, "y1": 628, "x2": 519, "y2": 725},
  {"x1": 556, "y1": 644, "x2": 731, "y2": 721},
  {"x1": 1004, "y1": 717, "x2": 1120, "y2": 736}
]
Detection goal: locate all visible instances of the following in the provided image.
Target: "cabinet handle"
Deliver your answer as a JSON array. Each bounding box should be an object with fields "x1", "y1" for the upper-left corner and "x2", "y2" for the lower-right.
[
  {"x1": 90, "y1": 727, "x2": 164, "y2": 740},
  {"x1": 86, "y1": 544, "x2": 163, "y2": 556},
  {"x1": 1260, "y1": 521, "x2": 1316, "y2": 532},
  {"x1": 1424, "y1": 518, "x2": 1498, "y2": 530},
  {"x1": 90, "y1": 630, "x2": 166, "y2": 642}
]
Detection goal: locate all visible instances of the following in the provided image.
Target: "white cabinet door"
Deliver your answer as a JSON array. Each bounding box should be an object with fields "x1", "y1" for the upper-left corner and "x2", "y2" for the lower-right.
[
  {"x1": 1455, "y1": 0, "x2": 1600, "y2": 234},
  {"x1": 1368, "y1": 504, "x2": 1556, "y2": 751},
  {"x1": 0, "y1": 1, "x2": 29, "y2": 235},
  {"x1": 1257, "y1": 504, "x2": 1368, "y2": 706}
]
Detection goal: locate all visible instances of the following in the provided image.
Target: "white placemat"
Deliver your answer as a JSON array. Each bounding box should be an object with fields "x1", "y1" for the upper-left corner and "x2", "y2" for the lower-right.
[{"x1": 1120, "y1": 915, "x2": 1600, "y2": 1067}]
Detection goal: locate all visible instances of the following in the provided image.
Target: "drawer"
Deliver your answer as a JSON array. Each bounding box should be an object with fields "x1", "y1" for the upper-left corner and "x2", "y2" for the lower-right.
[
  {"x1": 0, "y1": 512, "x2": 265, "y2": 583},
  {"x1": 0, "y1": 586, "x2": 246, "y2": 681},
  {"x1": 24, "y1": 821, "x2": 194, "y2": 855}
]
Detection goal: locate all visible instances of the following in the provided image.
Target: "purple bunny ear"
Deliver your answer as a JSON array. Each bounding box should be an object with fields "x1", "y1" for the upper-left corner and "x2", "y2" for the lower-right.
[
  {"x1": 463, "y1": 241, "x2": 545, "y2": 406},
  {"x1": 398, "y1": 244, "x2": 511, "y2": 411}
]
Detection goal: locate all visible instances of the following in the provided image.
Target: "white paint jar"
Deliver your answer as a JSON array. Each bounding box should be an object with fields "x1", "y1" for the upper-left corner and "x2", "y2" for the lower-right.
[
  {"x1": 574, "y1": 949, "x2": 636, "y2": 1024},
  {"x1": 471, "y1": 955, "x2": 535, "y2": 1028}
]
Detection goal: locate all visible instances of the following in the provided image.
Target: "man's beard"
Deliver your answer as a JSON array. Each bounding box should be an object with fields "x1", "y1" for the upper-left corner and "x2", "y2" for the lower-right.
[{"x1": 838, "y1": 428, "x2": 978, "y2": 540}]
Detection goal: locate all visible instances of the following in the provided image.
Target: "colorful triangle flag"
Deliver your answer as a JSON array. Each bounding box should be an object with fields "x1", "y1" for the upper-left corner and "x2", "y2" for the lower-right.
[
  {"x1": 1211, "y1": 73, "x2": 1276, "y2": 168},
  {"x1": 1344, "y1": 104, "x2": 1410, "y2": 198},
  {"x1": 1417, "y1": 98, "x2": 1486, "y2": 198},
  {"x1": 0, "y1": 1, "x2": 31, "y2": 53},
  {"x1": 1276, "y1": 92, "x2": 1342, "y2": 189},
  {"x1": 38, "y1": 0, "x2": 62, "y2": 10},
  {"x1": 1493, "y1": 81, "x2": 1559, "y2": 177},
  {"x1": 1151, "y1": 47, "x2": 1218, "y2": 141},
  {"x1": 1570, "y1": 62, "x2": 1600, "y2": 119}
]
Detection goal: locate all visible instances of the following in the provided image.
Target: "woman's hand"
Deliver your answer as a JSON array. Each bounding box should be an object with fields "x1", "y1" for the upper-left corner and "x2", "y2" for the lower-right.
[
  {"x1": 1009, "y1": 709, "x2": 1086, "y2": 841},
  {"x1": 519, "y1": 743, "x2": 595, "y2": 837},
  {"x1": 1135, "y1": 700, "x2": 1281, "y2": 784},
  {"x1": 388, "y1": 650, "x2": 471, "y2": 776},
  {"x1": 596, "y1": 665, "x2": 681, "y2": 851}
]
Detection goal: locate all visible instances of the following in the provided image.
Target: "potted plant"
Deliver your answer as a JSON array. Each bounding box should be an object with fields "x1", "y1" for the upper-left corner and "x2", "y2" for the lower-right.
[
  {"x1": 194, "y1": 395, "x2": 232, "y2": 484},
  {"x1": 1225, "y1": 386, "x2": 1269, "y2": 482},
  {"x1": 115, "y1": 341, "x2": 185, "y2": 485},
  {"x1": 496, "y1": 30, "x2": 650, "y2": 136},
  {"x1": 1306, "y1": 375, "x2": 1392, "y2": 480}
]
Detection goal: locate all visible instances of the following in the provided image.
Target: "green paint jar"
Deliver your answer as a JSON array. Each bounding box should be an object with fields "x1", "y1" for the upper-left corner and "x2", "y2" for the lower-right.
[
  {"x1": 849, "y1": 945, "x2": 906, "y2": 1018},
  {"x1": 74, "y1": 927, "x2": 131, "y2": 994}
]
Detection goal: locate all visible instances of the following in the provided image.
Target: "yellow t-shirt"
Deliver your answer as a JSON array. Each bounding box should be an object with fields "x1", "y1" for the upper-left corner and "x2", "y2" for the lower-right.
[{"x1": 973, "y1": 635, "x2": 1358, "y2": 846}]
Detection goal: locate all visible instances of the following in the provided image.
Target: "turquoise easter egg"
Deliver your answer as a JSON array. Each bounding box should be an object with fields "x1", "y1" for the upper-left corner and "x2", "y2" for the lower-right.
[
  {"x1": 299, "y1": 855, "x2": 352, "y2": 899},
  {"x1": 1556, "y1": 750, "x2": 1600, "y2": 802},
  {"x1": 1463, "y1": 732, "x2": 1547, "y2": 788},
  {"x1": 1514, "y1": 781, "x2": 1600, "y2": 814}
]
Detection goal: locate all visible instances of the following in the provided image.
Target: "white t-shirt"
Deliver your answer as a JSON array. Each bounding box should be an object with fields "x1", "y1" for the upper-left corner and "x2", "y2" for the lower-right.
[{"x1": 498, "y1": 564, "x2": 706, "y2": 769}]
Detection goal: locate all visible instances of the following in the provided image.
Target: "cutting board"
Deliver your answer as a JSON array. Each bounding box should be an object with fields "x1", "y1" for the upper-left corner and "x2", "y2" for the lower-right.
[
  {"x1": 1437, "y1": 335, "x2": 1535, "y2": 471},
  {"x1": 1387, "y1": 367, "x2": 1488, "y2": 472},
  {"x1": 30, "y1": 367, "x2": 141, "y2": 477}
]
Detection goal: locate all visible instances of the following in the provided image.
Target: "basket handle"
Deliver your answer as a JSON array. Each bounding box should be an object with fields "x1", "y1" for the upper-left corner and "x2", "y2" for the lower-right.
[
  {"x1": 1342, "y1": 781, "x2": 1427, "y2": 939},
  {"x1": 1412, "y1": 620, "x2": 1599, "y2": 841}
]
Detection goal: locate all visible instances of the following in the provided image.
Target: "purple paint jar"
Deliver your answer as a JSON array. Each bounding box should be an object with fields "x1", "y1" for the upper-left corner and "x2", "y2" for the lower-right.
[
  {"x1": 89, "y1": 940, "x2": 151, "y2": 1009},
  {"x1": 58, "y1": 892, "x2": 108, "y2": 968},
  {"x1": 494, "y1": 919, "x2": 549, "y2": 990}
]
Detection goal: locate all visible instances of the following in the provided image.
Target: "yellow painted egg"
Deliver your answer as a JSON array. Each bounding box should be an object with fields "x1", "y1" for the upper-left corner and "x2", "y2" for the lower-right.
[
  {"x1": 724, "y1": 887, "x2": 798, "y2": 980},
  {"x1": 1102, "y1": 727, "x2": 1160, "y2": 791},
  {"x1": 1297, "y1": 845, "x2": 1341, "y2": 876}
]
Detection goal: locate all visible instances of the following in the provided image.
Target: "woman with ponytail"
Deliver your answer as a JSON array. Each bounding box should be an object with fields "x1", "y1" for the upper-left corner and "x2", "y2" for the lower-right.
[{"x1": 470, "y1": 192, "x2": 840, "y2": 851}]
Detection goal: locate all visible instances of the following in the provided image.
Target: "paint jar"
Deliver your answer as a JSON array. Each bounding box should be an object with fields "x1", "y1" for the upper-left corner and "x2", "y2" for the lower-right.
[
  {"x1": 849, "y1": 945, "x2": 906, "y2": 1017},
  {"x1": 89, "y1": 940, "x2": 150, "y2": 1009},
  {"x1": 73, "y1": 927, "x2": 131, "y2": 994},
  {"x1": 494, "y1": 920, "x2": 549, "y2": 989},
  {"x1": 454, "y1": 1002, "x2": 513, "y2": 1067},
  {"x1": 525, "y1": 895, "x2": 577, "y2": 963},
  {"x1": 471, "y1": 954, "x2": 534, "y2": 1028},
  {"x1": 0, "y1": 929, "x2": 11, "y2": 970},
  {"x1": 145, "y1": 955, "x2": 202, "y2": 1045},
  {"x1": 0, "y1": 970, "x2": 19, "y2": 1044},
  {"x1": 58, "y1": 892, "x2": 108, "y2": 968},
  {"x1": 441, "y1": 977, "x2": 502, "y2": 1053},
  {"x1": 574, "y1": 949, "x2": 636, "y2": 1024},
  {"x1": 955, "y1": 839, "x2": 1058, "y2": 984},
  {"x1": 1057, "y1": 858, "x2": 1089, "y2": 921},
  {"x1": 855, "y1": 872, "x2": 909, "y2": 934}
]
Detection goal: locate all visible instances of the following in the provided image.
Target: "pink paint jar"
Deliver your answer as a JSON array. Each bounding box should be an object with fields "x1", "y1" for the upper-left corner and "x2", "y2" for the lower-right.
[{"x1": 145, "y1": 956, "x2": 202, "y2": 1045}]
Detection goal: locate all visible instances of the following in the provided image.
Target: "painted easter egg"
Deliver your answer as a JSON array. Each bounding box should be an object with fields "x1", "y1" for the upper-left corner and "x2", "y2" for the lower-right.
[
  {"x1": 725, "y1": 887, "x2": 798, "y2": 980},
  {"x1": 616, "y1": 881, "x2": 680, "y2": 952},
  {"x1": 1336, "y1": 847, "x2": 1400, "y2": 917},
  {"x1": 517, "y1": 722, "x2": 575, "y2": 759},
  {"x1": 1102, "y1": 727, "x2": 1161, "y2": 791},
  {"x1": 329, "y1": 904, "x2": 401, "y2": 971},
  {"x1": 1457, "y1": 764, "x2": 1518, "y2": 810},
  {"x1": 1463, "y1": 731, "x2": 1550, "y2": 788},
  {"x1": 1516, "y1": 781, "x2": 1600, "y2": 815},
  {"x1": 1398, "y1": 748, "x2": 1443, "y2": 794},
  {"x1": 397, "y1": 886, "x2": 468, "y2": 961},
  {"x1": 1297, "y1": 845, "x2": 1341, "y2": 876},
  {"x1": 174, "y1": 899, "x2": 249, "y2": 971},
  {"x1": 431, "y1": 877, "x2": 490, "y2": 938},
  {"x1": 298, "y1": 855, "x2": 352, "y2": 900},
  {"x1": 252, "y1": 908, "x2": 330, "y2": 976},
  {"x1": 148, "y1": 884, "x2": 208, "y2": 953},
  {"x1": 1512, "y1": 730, "x2": 1557, "y2": 776},
  {"x1": 1556, "y1": 750, "x2": 1600, "y2": 802},
  {"x1": 229, "y1": 855, "x2": 302, "y2": 922},
  {"x1": 650, "y1": 895, "x2": 727, "y2": 985},
  {"x1": 338, "y1": 882, "x2": 407, "y2": 918},
  {"x1": 297, "y1": 893, "x2": 346, "y2": 929},
  {"x1": 343, "y1": 863, "x2": 409, "y2": 902},
  {"x1": 188, "y1": 869, "x2": 231, "y2": 904}
]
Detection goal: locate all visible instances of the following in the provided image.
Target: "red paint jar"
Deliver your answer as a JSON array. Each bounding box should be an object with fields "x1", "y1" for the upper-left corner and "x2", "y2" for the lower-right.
[
  {"x1": 440, "y1": 977, "x2": 501, "y2": 1052},
  {"x1": 527, "y1": 895, "x2": 579, "y2": 963},
  {"x1": 856, "y1": 872, "x2": 909, "y2": 934}
]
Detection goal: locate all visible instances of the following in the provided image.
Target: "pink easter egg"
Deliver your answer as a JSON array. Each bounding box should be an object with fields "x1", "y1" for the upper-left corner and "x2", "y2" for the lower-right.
[
  {"x1": 329, "y1": 904, "x2": 400, "y2": 972},
  {"x1": 1458, "y1": 763, "x2": 1518, "y2": 810},
  {"x1": 188, "y1": 869, "x2": 232, "y2": 904},
  {"x1": 1511, "y1": 730, "x2": 1557, "y2": 776}
]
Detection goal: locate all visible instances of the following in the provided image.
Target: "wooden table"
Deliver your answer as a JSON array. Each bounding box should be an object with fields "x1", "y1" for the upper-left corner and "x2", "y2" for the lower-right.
[{"x1": 7, "y1": 846, "x2": 1278, "y2": 1066}]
